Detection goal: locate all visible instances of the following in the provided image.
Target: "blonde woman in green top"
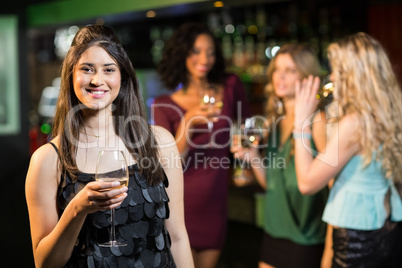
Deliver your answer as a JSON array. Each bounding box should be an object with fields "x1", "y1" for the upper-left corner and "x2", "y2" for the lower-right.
[{"x1": 231, "y1": 44, "x2": 330, "y2": 268}]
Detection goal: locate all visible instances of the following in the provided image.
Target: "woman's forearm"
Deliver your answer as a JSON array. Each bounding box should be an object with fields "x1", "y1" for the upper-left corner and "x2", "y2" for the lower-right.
[
  {"x1": 174, "y1": 118, "x2": 191, "y2": 157},
  {"x1": 33, "y1": 201, "x2": 87, "y2": 268},
  {"x1": 170, "y1": 235, "x2": 194, "y2": 268},
  {"x1": 249, "y1": 153, "x2": 267, "y2": 189},
  {"x1": 294, "y1": 134, "x2": 317, "y2": 194}
]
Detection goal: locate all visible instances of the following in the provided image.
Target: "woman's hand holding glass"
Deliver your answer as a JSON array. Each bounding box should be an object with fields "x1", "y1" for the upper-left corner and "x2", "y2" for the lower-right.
[
  {"x1": 95, "y1": 150, "x2": 129, "y2": 247},
  {"x1": 77, "y1": 180, "x2": 128, "y2": 215},
  {"x1": 230, "y1": 117, "x2": 265, "y2": 187},
  {"x1": 201, "y1": 86, "x2": 223, "y2": 123},
  {"x1": 67, "y1": 176, "x2": 127, "y2": 236},
  {"x1": 230, "y1": 117, "x2": 264, "y2": 162},
  {"x1": 230, "y1": 142, "x2": 259, "y2": 187},
  {"x1": 182, "y1": 86, "x2": 222, "y2": 131},
  {"x1": 184, "y1": 104, "x2": 222, "y2": 128}
]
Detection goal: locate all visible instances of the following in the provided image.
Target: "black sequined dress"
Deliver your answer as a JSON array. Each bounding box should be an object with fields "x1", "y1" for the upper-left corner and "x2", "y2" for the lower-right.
[{"x1": 55, "y1": 150, "x2": 176, "y2": 267}]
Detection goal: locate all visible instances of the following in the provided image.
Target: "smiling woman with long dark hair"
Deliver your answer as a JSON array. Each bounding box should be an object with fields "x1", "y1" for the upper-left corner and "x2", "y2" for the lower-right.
[{"x1": 25, "y1": 24, "x2": 193, "y2": 268}]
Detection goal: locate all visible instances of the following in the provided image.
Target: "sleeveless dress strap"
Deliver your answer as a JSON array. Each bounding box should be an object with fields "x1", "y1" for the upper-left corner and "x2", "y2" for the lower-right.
[
  {"x1": 49, "y1": 141, "x2": 60, "y2": 156},
  {"x1": 48, "y1": 141, "x2": 67, "y2": 193}
]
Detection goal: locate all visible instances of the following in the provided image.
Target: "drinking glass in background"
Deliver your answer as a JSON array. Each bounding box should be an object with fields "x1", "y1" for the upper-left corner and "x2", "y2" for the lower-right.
[
  {"x1": 231, "y1": 119, "x2": 253, "y2": 187},
  {"x1": 244, "y1": 115, "x2": 268, "y2": 147},
  {"x1": 230, "y1": 116, "x2": 268, "y2": 187},
  {"x1": 95, "y1": 150, "x2": 129, "y2": 247},
  {"x1": 201, "y1": 84, "x2": 223, "y2": 130},
  {"x1": 316, "y1": 74, "x2": 334, "y2": 110}
]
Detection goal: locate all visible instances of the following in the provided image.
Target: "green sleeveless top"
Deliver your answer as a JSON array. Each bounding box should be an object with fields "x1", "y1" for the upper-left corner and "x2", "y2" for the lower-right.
[{"x1": 262, "y1": 129, "x2": 328, "y2": 245}]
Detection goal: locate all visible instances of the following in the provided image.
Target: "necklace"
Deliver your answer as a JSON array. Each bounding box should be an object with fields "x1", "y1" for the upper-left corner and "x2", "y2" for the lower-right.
[{"x1": 80, "y1": 131, "x2": 101, "y2": 138}]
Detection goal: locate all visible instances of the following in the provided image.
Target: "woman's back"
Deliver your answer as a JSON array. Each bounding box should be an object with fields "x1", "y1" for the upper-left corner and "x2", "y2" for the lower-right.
[{"x1": 323, "y1": 154, "x2": 402, "y2": 230}]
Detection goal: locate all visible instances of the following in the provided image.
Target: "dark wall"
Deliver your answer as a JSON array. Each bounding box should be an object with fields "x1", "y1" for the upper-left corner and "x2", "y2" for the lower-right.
[
  {"x1": 0, "y1": 10, "x2": 34, "y2": 268},
  {"x1": 368, "y1": 2, "x2": 402, "y2": 82}
]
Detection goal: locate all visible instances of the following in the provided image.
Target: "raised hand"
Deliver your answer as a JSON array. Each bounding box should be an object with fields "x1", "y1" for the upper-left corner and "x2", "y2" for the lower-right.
[
  {"x1": 185, "y1": 103, "x2": 222, "y2": 127},
  {"x1": 230, "y1": 135, "x2": 260, "y2": 162},
  {"x1": 294, "y1": 75, "x2": 320, "y2": 131}
]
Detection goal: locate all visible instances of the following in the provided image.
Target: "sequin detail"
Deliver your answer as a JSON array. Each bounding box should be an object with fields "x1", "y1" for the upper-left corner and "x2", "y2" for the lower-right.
[
  {"x1": 332, "y1": 220, "x2": 402, "y2": 268},
  {"x1": 57, "y1": 164, "x2": 176, "y2": 268}
]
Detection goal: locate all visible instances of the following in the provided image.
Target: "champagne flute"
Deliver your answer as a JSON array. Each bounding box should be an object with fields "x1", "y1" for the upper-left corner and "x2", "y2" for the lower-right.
[{"x1": 95, "y1": 150, "x2": 129, "y2": 247}]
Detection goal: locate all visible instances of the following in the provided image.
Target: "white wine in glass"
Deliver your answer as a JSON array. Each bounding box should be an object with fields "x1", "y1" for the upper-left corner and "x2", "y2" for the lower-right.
[
  {"x1": 95, "y1": 150, "x2": 129, "y2": 247},
  {"x1": 201, "y1": 84, "x2": 223, "y2": 129}
]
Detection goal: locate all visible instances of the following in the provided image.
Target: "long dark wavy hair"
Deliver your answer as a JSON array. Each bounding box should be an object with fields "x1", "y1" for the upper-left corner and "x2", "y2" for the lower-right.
[
  {"x1": 157, "y1": 22, "x2": 226, "y2": 90},
  {"x1": 52, "y1": 24, "x2": 164, "y2": 185}
]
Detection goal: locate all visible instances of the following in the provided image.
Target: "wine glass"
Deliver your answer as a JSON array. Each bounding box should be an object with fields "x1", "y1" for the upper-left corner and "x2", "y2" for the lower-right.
[
  {"x1": 95, "y1": 150, "x2": 129, "y2": 247},
  {"x1": 201, "y1": 84, "x2": 222, "y2": 130},
  {"x1": 243, "y1": 115, "x2": 268, "y2": 147},
  {"x1": 316, "y1": 74, "x2": 334, "y2": 110},
  {"x1": 230, "y1": 116, "x2": 268, "y2": 187},
  {"x1": 230, "y1": 119, "x2": 254, "y2": 187}
]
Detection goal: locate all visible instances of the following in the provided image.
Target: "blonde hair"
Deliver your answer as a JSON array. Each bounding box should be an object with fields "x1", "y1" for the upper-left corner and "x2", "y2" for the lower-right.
[
  {"x1": 265, "y1": 43, "x2": 321, "y2": 120},
  {"x1": 327, "y1": 32, "x2": 402, "y2": 181},
  {"x1": 263, "y1": 44, "x2": 321, "y2": 157}
]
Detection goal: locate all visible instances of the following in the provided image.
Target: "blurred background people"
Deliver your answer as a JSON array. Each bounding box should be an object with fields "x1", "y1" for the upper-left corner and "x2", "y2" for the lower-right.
[
  {"x1": 152, "y1": 22, "x2": 251, "y2": 268},
  {"x1": 231, "y1": 43, "x2": 330, "y2": 268},
  {"x1": 294, "y1": 32, "x2": 402, "y2": 267}
]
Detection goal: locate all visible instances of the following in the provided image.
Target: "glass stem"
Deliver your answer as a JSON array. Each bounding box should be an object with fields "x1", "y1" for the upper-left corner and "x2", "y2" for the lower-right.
[{"x1": 110, "y1": 208, "x2": 116, "y2": 244}]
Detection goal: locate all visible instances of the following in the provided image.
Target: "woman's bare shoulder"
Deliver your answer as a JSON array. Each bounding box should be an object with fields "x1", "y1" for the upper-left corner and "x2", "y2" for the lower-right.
[
  {"x1": 29, "y1": 137, "x2": 60, "y2": 175},
  {"x1": 25, "y1": 138, "x2": 61, "y2": 214},
  {"x1": 151, "y1": 125, "x2": 175, "y2": 142},
  {"x1": 32, "y1": 142, "x2": 56, "y2": 161},
  {"x1": 150, "y1": 125, "x2": 178, "y2": 153},
  {"x1": 339, "y1": 113, "x2": 359, "y2": 133},
  {"x1": 335, "y1": 113, "x2": 361, "y2": 154}
]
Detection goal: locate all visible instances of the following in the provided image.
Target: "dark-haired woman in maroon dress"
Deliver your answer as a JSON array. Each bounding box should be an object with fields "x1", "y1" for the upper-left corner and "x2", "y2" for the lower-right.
[{"x1": 153, "y1": 22, "x2": 251, "y2": 268}]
